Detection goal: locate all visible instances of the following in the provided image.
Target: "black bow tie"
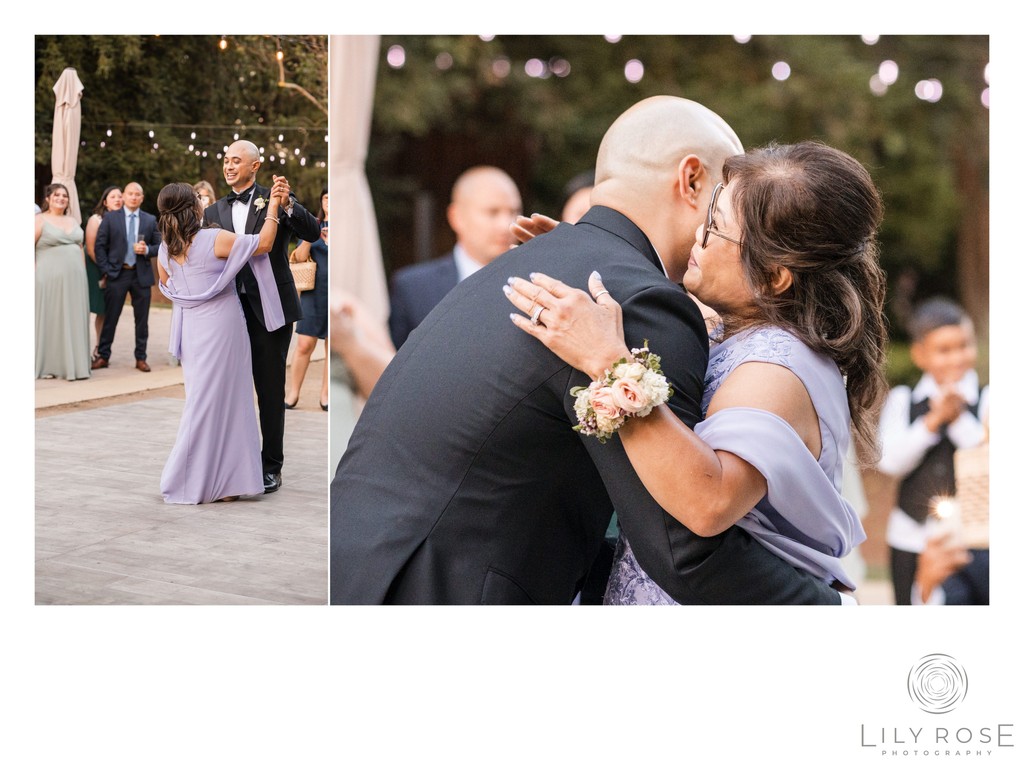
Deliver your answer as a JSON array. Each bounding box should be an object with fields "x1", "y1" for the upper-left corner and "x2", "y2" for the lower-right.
[{"x1": 226, "y1": 187, "x2": 254, "y2": 205}]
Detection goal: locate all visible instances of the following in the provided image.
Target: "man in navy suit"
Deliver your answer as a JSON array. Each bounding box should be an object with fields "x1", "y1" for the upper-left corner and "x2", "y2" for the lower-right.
[
  {"x1": 93, "y1": 181, "x2": 160, "y2": 372},
  {"x1": 387, "y1": 166, "x2": 521, "y2": 348},
  {"x1": 203, "y1": 140, "x2": 322, "y2": 494}
]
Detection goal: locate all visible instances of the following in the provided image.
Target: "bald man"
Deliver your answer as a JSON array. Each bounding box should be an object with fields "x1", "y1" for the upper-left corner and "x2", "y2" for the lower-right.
[
  {"x1": 331, "y1": 97, "x2": 843, "y2": 605},
  {"x1": 387, "y1": 166, "x2": 521, "y2": 348},
  {"x1": 93, "y1": 181, "x2": 160, "y2": 372},
  {"x1": 204, "y1": 140, "x2": 322, "y2": 494}
]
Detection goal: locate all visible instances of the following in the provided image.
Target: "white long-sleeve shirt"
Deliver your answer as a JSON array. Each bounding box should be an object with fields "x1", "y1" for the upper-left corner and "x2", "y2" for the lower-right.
[{"x1": 878, "y1": 369, "x2": 989, "y2": 553}]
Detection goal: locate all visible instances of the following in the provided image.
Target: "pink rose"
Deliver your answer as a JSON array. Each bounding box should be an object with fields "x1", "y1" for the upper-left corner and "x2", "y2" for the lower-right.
[
  {"x1": 589, "y1": 386, "x2": 621, "y2": 419},
  {"x1": 610, "y1": 378, "x2": 650, "y2": 414}
]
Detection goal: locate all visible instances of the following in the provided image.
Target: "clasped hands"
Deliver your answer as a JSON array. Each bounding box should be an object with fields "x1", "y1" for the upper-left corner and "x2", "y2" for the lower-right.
[{"x1": 270, "y1": 175, "x2": 292, "y2": 210}]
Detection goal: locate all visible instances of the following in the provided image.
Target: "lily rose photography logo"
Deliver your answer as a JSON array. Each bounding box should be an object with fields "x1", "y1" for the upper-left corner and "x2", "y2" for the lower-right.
[{"x1": 859, "y1": 654, "x2": 1015, "y2": 759}]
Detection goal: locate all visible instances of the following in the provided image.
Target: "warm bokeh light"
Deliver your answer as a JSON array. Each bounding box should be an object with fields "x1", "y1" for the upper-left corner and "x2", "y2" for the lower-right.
[
  {"x1": 984, "y1": 62, "x2": 990, "y2": 84},
  {"x1": 605, "y1": 35, "x2": 622, "y2": 43},
  {"x1": 734, "y1": 35, "x2": 751, "y2": 44},
  {"x1": 525, "y1": 58, "x2": 546, "y2": 78},
  {"x1": 492, "y1": 57, "x2": 511, "y2": 78},
  {"x1": 435, "y1": 52, "x2": 453, "y2": 71},
  {"x1": 218, "y1": 37, "x2": 227, "y2": 51},
  {"x1": 869, "y1": 74, "x2": 887, "y2": 96},
  {"x1": 550, "y1": 58, "x2": 571, "y2": 77},
  {"x1": 479, "y1": 35, "x2": 494, "y2": 42},
  {"x1": 387, "y1": 45, "x2": 406, "y2": 69},
  {"x1": 862, "y1": 35, "x2": 880, "y2": 45},
  {"x1": 981, "y1": 87, "x2": 990, "y2": 109},
  {"x1": 276, "y1": 50, "x2": 283, "y2": 62},
  {"x1": 772, "y1": 61, "x2": 791, "y2": 81},
  {"x1": 624, "y1": 59, "x2": 644, "y2": 83},
  {"x1": 915, "y1": 78, "x2": 943, "y2": 102},
  {"x1": 879, "y1": 59, "x2": 899, "y2": 85}
]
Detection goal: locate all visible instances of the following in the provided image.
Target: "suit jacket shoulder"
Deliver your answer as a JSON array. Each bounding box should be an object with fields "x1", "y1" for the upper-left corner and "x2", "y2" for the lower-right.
[{"x1": 388, "y1": 252, "x2": 459, "y2": 348}]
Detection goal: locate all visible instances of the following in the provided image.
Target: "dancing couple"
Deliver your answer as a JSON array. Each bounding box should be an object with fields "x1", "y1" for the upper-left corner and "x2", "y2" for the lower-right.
[
  {"x1": 157, "y1": 140, "x2": 321, "y2": 504},
  {"x1": 330, "y1": 96, "x2": 887, "y2": 605}
]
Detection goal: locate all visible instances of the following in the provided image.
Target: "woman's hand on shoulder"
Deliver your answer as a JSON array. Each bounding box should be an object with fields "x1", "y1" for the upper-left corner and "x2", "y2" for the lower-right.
[
  {"x1": 510, "y1": 213, "x2": 559, "y2": 245},
  {"x1": 504, "y1": 270, "x2": 630, "y2": 380}
]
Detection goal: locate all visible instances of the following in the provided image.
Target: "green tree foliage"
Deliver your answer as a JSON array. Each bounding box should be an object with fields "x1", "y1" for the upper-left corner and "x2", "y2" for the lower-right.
[
  {"x1": 368, "y1": 35, "x2": 988, "y2": 348},
  {"x1": 35, "y1": 35, "x2": 327, "y2": 216}
]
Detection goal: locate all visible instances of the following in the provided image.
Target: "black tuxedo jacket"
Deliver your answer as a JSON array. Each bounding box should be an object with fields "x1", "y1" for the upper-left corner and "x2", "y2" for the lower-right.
[
  {"x1": 203, "y1": 183, "x2": 321, "y2": 326},
  {"x1": 95, "y1": 207, "x2": 160, "y2": 287},
  {"x1": 330, "y1": 206, "x2": 841, "y2": 605},
  {"x1": 387, "y1": 252, "x2": 459, "y2": 348}
]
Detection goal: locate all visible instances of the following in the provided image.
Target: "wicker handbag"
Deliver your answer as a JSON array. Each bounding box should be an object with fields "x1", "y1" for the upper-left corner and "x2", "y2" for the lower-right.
[{"x1": 289, "y1": 252, "x2": 317, "y2": 292}]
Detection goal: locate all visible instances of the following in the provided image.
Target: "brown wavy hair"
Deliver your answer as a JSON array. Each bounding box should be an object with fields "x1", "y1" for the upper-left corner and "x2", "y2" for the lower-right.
[
  {"x1": 91, "y1": 185, "x2": 121, "y2": 218},
  {"x1": 40, "y1": 183, "x2": 70, "y2": 214},
  {"x1": 157, "y1": 182, "x2": 204, "y2": 259},
  {"x1": 721, "y1": 141, "x2": 889, "y2": 456}
]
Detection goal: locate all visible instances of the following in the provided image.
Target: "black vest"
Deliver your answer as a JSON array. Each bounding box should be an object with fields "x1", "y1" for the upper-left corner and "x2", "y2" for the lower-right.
[{"x1": 897, "y1": 396, "x2": 980, "y2": 523}]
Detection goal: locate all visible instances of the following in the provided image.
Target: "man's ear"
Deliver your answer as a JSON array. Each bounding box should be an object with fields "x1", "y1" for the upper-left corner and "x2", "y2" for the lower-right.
[{"x1": 677, "y1": 154, "x2": 705, "y2": 209}]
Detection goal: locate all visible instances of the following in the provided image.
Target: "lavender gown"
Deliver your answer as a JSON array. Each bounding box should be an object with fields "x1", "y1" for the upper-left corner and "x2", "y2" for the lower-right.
[
  {"x1": 604, "y1": 326, "x2": 866, "y2": 604},
  {"x1": 157, "y1": 228, "x2": 284, "y2": 504}
]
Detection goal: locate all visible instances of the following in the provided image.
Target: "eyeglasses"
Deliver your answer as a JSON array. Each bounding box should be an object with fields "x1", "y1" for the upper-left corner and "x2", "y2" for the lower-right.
[{"x1": 702, "y1": 182, "x2": 743, "y2": 249}]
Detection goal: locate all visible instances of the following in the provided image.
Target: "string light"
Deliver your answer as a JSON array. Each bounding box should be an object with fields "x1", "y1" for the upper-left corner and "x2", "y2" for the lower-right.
[{"x1": 219, "y1": 36, "x2": 228, "y2": 51}]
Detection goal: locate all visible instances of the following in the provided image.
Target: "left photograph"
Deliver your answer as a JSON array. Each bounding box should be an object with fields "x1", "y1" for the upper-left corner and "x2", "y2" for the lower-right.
[{"x1": 34, "y1": 35, "x2": 329, "y2": 605}]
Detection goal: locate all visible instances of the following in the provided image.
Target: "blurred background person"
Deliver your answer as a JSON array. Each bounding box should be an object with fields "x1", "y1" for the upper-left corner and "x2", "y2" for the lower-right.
[
  {"x1": 84, "y1": 185, "x2": 122, "y2": 362},
  {"x1": 329, "y1": 292, "x2": 395, "y2": 473},
  {"x1": 286, "y1": 187, "x2": 330, "y2": 411},
  {"x1": 876, "y1": 297, "x2": 989, "y2": 605},
  {"x1": 559, "y1": 170, "x2": 595, "y2": 224},
  {"x1": 193, "y1": 180, "x2": 216, "y2": 210},
  {"x1": 35, "y1": 183, "x2": 91, "y2": 380},
  {"x1": 387, "y1": 165, "x2": 521, "y2": 349}
]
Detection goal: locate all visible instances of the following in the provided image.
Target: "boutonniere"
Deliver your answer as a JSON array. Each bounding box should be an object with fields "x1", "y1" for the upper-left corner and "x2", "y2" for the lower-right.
[{"x1": 254, "y1": 196, "x2": 266, "y2": 211}]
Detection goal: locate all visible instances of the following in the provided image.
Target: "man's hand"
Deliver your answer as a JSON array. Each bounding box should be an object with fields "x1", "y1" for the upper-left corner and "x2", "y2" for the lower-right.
[
  {"x1": 916, "y1": 531, "x2": 971, "y2": 603},
  {"x1": 271, "y1": 175, "x2": 293, "y2": 208},
  {"x1": 510, "y1": 213, "x2": 559, "y2": 245},
  {"x1": 924, "y1": 384, "x2": 967, "y2": 432}
]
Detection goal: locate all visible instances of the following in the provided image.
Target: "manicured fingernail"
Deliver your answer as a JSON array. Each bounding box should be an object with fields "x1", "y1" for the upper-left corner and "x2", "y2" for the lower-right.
[
  {"x1": 502, "y1": 285, "x2": 511, "y2": 296},
  {"x1": 507, "y1": 277, "x2": 516, "y2": 286},
  {"x1": 592, "y1": 271, "x2": 602, "y2": 280},
  {"x1": 509, "y1": 313, "x2": 518, "y2": 321},
  {"x1": 529, "y1": 272, "x2": 538, "y2": 280}
]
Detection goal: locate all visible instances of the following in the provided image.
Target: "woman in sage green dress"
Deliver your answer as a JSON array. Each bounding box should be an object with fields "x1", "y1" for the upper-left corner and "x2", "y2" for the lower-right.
[{"x1": 35, "y1": 183, "x2": 91, "y2": 380}]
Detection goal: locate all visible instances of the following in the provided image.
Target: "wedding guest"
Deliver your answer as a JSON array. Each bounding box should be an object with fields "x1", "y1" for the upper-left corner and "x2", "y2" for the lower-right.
[
  {"x1": 156, "y1": 181, "x2": 285, "y2": 504},
  {"x1": 560, "y1": 170, "x2": 595, "y2": 224},
  {"x1": 92, "y1": 181, "x2": 160, "y2": 372},
  {"x1": 505, "y1": 140, "x2": 886, "y2": 602},
  {"x1": 387, "y1": 166, "x2": 521, "y2": 349},
  {"x1": 328, "y1": 291, "x2": 396, "y2": 473},
  {"x1": 204, "y1": 140, "x2": 322, "y2": 494},
  {"x1": 84, "y1": 185, "x2": 122, "y2": 361},
  {"x1": 285, "y1": 188, "x2": 329, "y2": 411},
  {"x1": 35, "y1": 183, "x2": 91, "y2": 380},
  {"x1": 332, "y1": 98, "x2": 844, "y2": 605},
  {"x1": 876, "y1": 297, "x2": 989, "y2": 604},
  {"x1": 193, "y1": 180, "x2": 216, "y2": 209}
]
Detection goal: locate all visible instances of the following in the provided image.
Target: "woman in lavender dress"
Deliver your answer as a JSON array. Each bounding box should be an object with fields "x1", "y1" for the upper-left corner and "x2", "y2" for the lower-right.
[
  {"x1": 505, "y1": 142, "x2": 888, "y2": 603},
  {"x1": 155, "y1": 182, "x2": 285, "y2": 504}
]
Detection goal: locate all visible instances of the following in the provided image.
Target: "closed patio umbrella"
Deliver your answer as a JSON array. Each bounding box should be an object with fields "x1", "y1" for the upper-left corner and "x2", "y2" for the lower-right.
[{"x1": 51, "y1": 67, "x2": 84, "y2": 223}]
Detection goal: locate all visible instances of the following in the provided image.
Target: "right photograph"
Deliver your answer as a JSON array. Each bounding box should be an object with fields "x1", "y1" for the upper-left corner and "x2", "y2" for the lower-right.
[{"x1": 327, "y1": 35, "x2": 989, "y2": 606}]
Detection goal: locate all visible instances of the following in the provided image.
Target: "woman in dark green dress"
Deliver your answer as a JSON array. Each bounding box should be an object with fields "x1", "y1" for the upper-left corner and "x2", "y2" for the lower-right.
[{"x1": 83, "y1": 186, "x2": 122, "y2": 361}]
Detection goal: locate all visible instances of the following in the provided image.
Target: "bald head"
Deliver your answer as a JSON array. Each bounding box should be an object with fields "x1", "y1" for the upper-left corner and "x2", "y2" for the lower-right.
[
  {"x1": 223, "y1": 140, "x2": 262, "y2": 192},
  {"x1": 447, "y1": 166, "x2": 522, "y2": 266},
  {"x1": 122, "y1": 181, "x2": 144, "y2": 212},
  {"x1": 590, "y1": 96, "x2": 743, "y2": 280},
  {"x1": 595, "y1": 96, "x2": 742, "y2": 193}
]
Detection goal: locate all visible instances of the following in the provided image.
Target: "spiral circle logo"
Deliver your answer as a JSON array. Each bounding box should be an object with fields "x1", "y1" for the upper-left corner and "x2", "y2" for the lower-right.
[{"x1": 907, "y1": 654, "x2": 969, "y2": 714}]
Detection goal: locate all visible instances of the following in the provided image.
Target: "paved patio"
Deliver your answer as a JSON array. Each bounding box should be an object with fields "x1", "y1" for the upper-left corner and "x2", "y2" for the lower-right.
[{"x1": 35, "y1": 304, "x2": 329, "y2": 605}]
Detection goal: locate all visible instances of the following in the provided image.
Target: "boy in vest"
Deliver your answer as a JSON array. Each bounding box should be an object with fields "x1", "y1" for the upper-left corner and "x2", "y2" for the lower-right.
[{"x1": 877, "y1": 297, "x2": 989, "y2": 604}]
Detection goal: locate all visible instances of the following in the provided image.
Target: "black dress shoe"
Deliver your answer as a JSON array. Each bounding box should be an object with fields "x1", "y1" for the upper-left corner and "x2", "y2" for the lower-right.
[{"x1": 263, "y1": 472, "x2": 282, "y2": 493}]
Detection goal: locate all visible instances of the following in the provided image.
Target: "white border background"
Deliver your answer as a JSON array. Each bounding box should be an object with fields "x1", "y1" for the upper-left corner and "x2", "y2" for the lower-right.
[{"x1": 12, "y1": 4, "x2": 1021, "y2": 763}]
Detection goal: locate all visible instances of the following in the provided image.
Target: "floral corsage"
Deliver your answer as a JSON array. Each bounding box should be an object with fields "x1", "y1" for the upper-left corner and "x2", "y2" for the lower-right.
[
  {"x1": 254, "y1": 196, "x2": 266, "y2": 211},
  {"x1": 571, "y1": 341, "x2": 673, "y2": 443}
]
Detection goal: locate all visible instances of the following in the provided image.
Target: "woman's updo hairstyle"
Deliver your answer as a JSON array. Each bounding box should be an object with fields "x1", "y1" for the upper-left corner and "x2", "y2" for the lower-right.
[
  {"x1": 157, "y1": 182, "x2": 204, "y2": 259},
  {"x1": 723, "y1": 141, "x2": 889, "y2": 455}
]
